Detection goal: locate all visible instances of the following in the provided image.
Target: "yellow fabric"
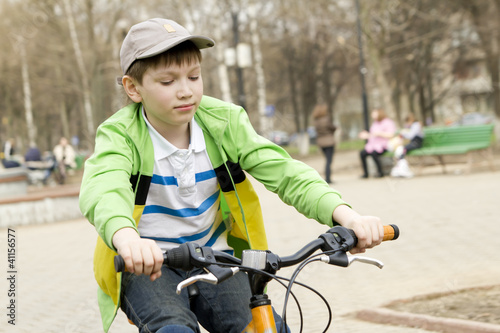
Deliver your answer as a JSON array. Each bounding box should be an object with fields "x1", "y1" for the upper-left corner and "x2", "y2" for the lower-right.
[
  {"x1": 93, "y1": 203, "x2": 145, "y2": 332},
  {"x1": 93, "y1": 237, "x2": 120, "y2": 305},
  {"x1": 224, "y1": 179, "x2": 268, "y2": 251},
  {"x1": 132, "y1": 205, "x2": 145, "y2": 224}
]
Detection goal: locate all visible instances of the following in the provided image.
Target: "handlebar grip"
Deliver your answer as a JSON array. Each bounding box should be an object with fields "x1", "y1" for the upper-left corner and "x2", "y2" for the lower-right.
[
  {"x1": 114, "y1": 255, "x2": 126, "y2": 272},
  {"x1": 113, "y1": 246, "x2": 189, "y2": 273},
  {"x1": 345, "y1": 224, "x2": 399, "y2": 248},
  {"x1": 382, "y1": 224, "x2": 399, "y2": 241},
  {"x1": 165, "y1": 245, "x2": 192, "y2": 270}
]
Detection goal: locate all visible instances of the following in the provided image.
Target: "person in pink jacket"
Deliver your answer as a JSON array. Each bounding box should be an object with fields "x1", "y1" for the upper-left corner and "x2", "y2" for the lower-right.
[{"x1": 358, "y1": 109, "x2": 396, "y2": 178}]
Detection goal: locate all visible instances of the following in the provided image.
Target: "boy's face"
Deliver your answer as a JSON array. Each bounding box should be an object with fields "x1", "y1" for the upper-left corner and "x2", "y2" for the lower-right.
[{"x1": 128, "y1": 60, "x2": 203, "y2": 134}]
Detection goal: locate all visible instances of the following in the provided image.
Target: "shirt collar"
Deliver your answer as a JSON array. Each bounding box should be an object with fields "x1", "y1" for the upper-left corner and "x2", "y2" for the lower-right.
[{"x1": 142, "y1": 107, "x2": 206, "y2": 161}]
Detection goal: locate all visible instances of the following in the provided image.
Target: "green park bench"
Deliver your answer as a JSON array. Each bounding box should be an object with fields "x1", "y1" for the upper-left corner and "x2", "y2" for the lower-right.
[{"x1": 396, "y1": 123, "x2": 496, "y2": 174}]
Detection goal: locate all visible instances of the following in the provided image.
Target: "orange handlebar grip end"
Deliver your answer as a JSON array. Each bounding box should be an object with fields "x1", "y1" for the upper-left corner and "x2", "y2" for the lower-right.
[{"x1": 382, "y1": 224, "x2": 399, "y2": 241}]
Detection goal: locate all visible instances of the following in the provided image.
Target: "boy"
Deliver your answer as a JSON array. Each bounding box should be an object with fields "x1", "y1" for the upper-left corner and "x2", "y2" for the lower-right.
[{"x1": 79, "y1": 18, "x2": 384, "y2": 333}]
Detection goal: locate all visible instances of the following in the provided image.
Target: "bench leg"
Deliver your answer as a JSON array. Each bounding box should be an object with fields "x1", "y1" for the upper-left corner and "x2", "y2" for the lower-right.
[
  {"x1": 466, "y1": 151, "x2": 474, "y2": 174},
  {"x1": 486, "y1": 147, "x2": 496, "y2": 172},
  {"x1": 407, "y1": 156, "x2": 423, "y2": 176},
  {"x1": 415, "y1": 158, "x2": 424, "y2": 176},
  {"x1": 436, "y1": 155, "x2": 446, "y2": 174},
  {"x1": 467, "y1": 148, "x2": 495, "y2": 173}
]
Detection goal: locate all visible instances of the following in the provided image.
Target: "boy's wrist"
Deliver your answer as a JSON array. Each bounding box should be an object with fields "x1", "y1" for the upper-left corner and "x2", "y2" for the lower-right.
[
  {"x1": 103, "y1": 216, "x2": 138, "y2": 249},
  {"x1": 332, "y1": 204, "x2": 361, "y2": 227},
  {"x1": 112, "y1": 227, "x2": 140, "y2": 251}
]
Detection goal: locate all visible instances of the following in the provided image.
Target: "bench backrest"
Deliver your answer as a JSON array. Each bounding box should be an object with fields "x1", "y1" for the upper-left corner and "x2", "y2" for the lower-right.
[{"x1": 421, "y1": 124, "x2": 494, "y2": 148}]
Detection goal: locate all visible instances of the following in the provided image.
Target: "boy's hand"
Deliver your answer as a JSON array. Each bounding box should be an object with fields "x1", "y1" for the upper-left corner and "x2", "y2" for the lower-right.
[
  {"x1": 112, "y1": 227, "x2": 164, "y2": 281},
  {"x1": 332, "y1": 205, "x2": 384, "y2": 254}
]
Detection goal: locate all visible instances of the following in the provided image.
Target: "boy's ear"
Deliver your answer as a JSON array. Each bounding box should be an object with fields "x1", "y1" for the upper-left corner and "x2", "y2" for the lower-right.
[{"x1": 122, "y1": 76, "x2": 143, "y2": 103}]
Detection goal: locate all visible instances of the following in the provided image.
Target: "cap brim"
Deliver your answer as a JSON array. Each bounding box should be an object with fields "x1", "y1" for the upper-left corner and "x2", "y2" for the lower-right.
[{"x1": 137, "y1": 35, "x2": 215, "y2": 60}]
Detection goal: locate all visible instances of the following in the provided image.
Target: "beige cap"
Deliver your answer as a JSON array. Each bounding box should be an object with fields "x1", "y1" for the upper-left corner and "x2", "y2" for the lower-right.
[{"x1": 120, "y1": 18, "x2": 215, "y2": 74}]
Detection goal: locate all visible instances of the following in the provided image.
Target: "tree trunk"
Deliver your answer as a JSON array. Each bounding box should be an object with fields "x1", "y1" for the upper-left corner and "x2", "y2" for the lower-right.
[
  {"x1": 466, "y1": 2, "x2": 500, "y2": 118},
  {"x1": 213, "y1": 21, "x2": 232, "y2": 103},
  {"x1": 418, "y1": 81, "x2": 427, "y2": 124},
  {"x1": 369, "y1": 46, "x2": 397, "y2": 119},
  {"x1": 63, "y1": 0, "x2": 95, "y2": 149},
  {"x1": 248, "y1": 3, "x2": 269, "y2": 137},
  {"x1": 392, "y1": 83, "x2": 403, "y2": 126},
  {"x1": 282, "y1": 23, "x2": 301, "y2": 133},
  {"x1": 489, "y1": 57, "x2": 500, "y2": 118},
  {"x1": 426, "y1": 67, "x2": 436, "y2": 123},
  {"x1": 54, "y1": 65, "x2": 70, "y2": 140},
  {"x1": 300, "y1": 43, "x2": 317, "y2": 132},
  {"x1": 20, "y1": 42, "x2": 37, "y2": 147}
]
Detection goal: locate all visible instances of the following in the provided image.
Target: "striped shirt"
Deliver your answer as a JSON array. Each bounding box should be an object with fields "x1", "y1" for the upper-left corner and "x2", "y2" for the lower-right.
[{"x1": 138, "y1": 109, "x2": 231, "y2": 253}]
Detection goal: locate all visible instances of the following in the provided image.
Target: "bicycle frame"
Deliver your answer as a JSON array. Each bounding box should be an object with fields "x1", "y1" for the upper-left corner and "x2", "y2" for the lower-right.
[{"x1": 244, "y1": 303, "x2": 277, "y2": 333}]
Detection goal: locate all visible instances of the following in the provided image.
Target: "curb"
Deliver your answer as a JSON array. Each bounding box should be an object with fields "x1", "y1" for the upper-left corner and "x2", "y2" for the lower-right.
[
  {"x1": 356, "y1": 308, "x2": 500, "y2": 333},
  {"x1": 0, "y1": 183, "x2": 82, "y2": 228}
]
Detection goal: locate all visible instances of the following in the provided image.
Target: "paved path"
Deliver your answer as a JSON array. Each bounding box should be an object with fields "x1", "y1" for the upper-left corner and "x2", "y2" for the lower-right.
[{"x1": 1, "y1": 150, "x2": 499, "y2": 332}]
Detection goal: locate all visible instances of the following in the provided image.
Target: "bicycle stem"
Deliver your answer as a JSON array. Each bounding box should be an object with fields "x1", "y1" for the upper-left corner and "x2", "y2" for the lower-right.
[{"x1": 242, "y1": 250, "x2": 279, "y2": 295}]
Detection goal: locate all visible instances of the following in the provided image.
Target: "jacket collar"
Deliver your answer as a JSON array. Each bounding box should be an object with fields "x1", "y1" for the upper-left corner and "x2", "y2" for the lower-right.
[
  {"x1": 113, "y1": 103, "x2": 155, "y2": 174},
  {"x1": 121, "y1": 97, "x2": 230, "y2": 147},
  {"x1": 194, "y1": 96, "x2": 231, "y2": 146},
  {"x1": 115, "y1": 97, "x2": 231, "y2": 170}
]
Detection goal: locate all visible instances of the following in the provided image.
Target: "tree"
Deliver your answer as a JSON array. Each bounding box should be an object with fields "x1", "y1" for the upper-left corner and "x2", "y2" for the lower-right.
[
  {"x1": 270, "y1": 0, "x2": 357, "y2": 134},
  {"x1": 362, "y1": 0, "x2": 461, "y2": 125},
  {"x1": 1, "y1": 0, "x2": 498, "y2": 156},
  {"x1": 458, "y1": 0, "x2": 500, "y2": 119},
  {"x1": 2, "y1": 0, "x2": 42, "y2": 148},
  {"x1": 63, "y1": 0, "x2": 95, "y2": 148}
]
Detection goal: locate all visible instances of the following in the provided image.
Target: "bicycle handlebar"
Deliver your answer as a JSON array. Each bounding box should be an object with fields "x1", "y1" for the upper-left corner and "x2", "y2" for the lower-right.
[
  {"x1": 113, "y1": 224, "x2": 398, "y2": 333},
  {"x1": 114, "y1": 224, "x2": 399, "y2": 273}
]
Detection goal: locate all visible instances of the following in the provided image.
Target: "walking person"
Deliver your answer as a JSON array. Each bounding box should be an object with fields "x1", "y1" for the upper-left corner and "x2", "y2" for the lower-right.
[{"x1": 312, "y1": 104, "x2": 337, "y2": 184}]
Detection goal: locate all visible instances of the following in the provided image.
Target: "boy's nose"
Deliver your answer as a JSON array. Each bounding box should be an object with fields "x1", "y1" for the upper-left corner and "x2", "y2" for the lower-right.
[{"x1": 177, "y1": 81, "x2": 193, "y2": 99}]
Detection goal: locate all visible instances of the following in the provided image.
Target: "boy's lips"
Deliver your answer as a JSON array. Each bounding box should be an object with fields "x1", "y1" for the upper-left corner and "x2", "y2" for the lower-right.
[{"x1": 175, "y1": 103, "x2": 195, "y2": 112}]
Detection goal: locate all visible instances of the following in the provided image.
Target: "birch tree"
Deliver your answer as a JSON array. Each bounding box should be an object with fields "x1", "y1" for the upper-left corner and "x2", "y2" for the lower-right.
[
  {"x1": 213, "y1": 7, "x2": 233, "y2": 103},
  {"x1": 248, "y1": 2, "x2": 269, "y2": 136},
  {"x1": 4, "y1": 1, "x2": 40, "y2": 148},
  {"x1": 19, "y1": 42, "x2": 37, "y2": 147},
  {"x1": 63, "y1": 0, "x2": 95, "y2": 147}
]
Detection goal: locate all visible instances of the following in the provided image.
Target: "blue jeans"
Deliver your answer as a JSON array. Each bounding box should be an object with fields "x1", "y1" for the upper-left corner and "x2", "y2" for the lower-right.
[{"x1": 121, "y1": 266, "x2": 289, "y2": 333}]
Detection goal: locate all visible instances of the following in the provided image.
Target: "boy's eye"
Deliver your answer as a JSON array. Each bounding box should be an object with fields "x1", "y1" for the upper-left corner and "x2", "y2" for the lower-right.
[
  {"x1": 189, "y1": 75, "x2": 200, "y2": 81},
  {"x1": 160, "y1": 80, "x2": 173, "y2": 86}
]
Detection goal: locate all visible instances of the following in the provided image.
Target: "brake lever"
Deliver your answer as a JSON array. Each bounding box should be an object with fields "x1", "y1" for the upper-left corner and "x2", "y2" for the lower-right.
[
  {"x1": 320, "y1": 254, "x2": 384, "y2": 269},
  {"x1": 176, "y1": 273, "x2": 217, "y2": 295},
  {"x1": 347, "y1": 255, "x2": 384, "y2": 269},
  {"x1": 176, "y1": 267, "x2": 240, "y2": 295}
]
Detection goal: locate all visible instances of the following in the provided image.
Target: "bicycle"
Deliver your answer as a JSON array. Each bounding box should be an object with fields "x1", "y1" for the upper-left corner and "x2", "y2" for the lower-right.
[{"x1": 115, "y1": 224, "x2": 399, "y2": 332}]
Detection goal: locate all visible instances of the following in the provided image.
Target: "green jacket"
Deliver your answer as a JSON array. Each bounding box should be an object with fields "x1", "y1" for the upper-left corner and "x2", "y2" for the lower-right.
[{"x1": 79, "y1": 95, "x2": 347, "y2": 332}]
